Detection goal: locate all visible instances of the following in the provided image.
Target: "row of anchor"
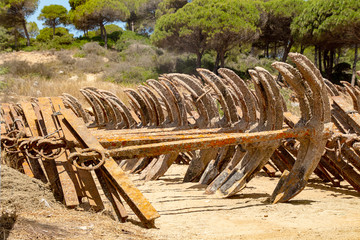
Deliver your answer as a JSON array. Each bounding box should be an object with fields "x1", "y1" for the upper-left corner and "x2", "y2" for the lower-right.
[{"x1": 1, "y1": 53, "x2": 360, "y2": 227}]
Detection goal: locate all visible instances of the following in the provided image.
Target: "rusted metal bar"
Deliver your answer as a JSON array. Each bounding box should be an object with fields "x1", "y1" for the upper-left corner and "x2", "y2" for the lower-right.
[
  {"x1": 333, "y1": 96, "x2": 360, "y2": 134},
  {"x1": 51, "y1": 97, "x2": 112, "y2": 212},
  {"x1": 60, "y1": 107, "x2": 160, "y2": 226},
  {"x1": 20, "y1": 102, "x2": 48, "y2": 183},
  {"x1": 37, "y1": 97, "x2": 80, "y2": 207},
  {"x1": 104, "y1": 128, "x2": 324, "y2": 159}
]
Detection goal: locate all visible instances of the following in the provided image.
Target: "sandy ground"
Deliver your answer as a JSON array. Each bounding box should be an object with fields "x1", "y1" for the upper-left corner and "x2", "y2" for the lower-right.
[
  {"x1": 2, "y1": 164, "x2": 360, "y2": 240},
  {"x1": 130, "y1": 165, "x2": 360, "y2": 240},
  {"x1": 1, "y1": 50, "x2": 360, "y2": 239},
  {"x1": 0, "y1": 51, "x2": 57, "y2": 65}
]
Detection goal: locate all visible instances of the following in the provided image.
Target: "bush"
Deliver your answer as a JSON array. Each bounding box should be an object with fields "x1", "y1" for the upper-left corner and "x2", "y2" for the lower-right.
[
  {"x1": 37, "y1": 27, "x2": 73, "y2": 43},
  {"x1": 122, "y1": 66, "x2": 158, "y2": 83},
  {"x1": 103, "y1": 61, "x2": 158, "y2": 84},
  {"x1": 0, "y1": 26, "x2": 13, "y2": 50},
  {"x1": 74, "y1": 54, "x2": 104, "y2": 73},
  {"x1": 56, "y1": 51, "x2": 76, "y2": 65},
  {"x1": 1, "y1": 60, "x2": 53, "y2": 79},
  {"x1": 82, "y1": 42, "x2": 106, "y2": 56},
  {"x1": 114, "y1": 31, "x2": 150, "y2": 52}
]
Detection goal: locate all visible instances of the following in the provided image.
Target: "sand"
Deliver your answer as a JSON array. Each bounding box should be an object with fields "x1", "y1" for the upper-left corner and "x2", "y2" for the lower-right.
[
  {"x1": 1, "y1": 159, "x2": 360, "y2": 239},
  {"x1": 131, "y1": 165, "x2": 360, "y2": 240}
]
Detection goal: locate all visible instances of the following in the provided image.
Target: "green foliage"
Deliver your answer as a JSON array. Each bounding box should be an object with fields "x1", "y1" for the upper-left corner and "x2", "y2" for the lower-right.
[
  {"x1": 0, "y1": 66, "x2": 9, "y2": 75},
  {"x1": 114, "y1": 30, "x2": 150, "y2": 51},
  {"x1": 71, "y1": 0, "x2": 130, "y2": 27},
  {"x1": 37, "y1": 27, "x2": 73, "y2": 43},
  {"x1": 264, "y1": 0, "x2": 304, "y2": 19},
  {"x1": 125, "y1": 0, "x2": 162, "y2": 34},
  {"x1": 1, "y1": 0, "x2": 39, "y2": 45},
  {"x1": 152, "y1": 0, "x2": 261, "y2": 67},
  {"x1": 82, "y1": 42, "x2": 106, "y2": 55},
  {"x1": 121, "y1": 66, "x2": 158, "y2": 83},
  {"x1": 73, "y1": 51, "x2": 86, "y2": 58},
  {"x1": 70, "y1": 0, "x2": 130, "y2": 48},
  {"x1": 0, "y1": 26, "x2": 14, "y2": 50},
  {"x1": 35, "y1": 27, "x2": 73, "y2": 49},
  {"x1": 155, "y1": 0, "x2": 187, "y2": 18},
  {"x1": 291, "y1": 0, "x2": 360, "y2": 48},
  {"x1": 27, "y1": 21, "x2": 39, "y2": 38},
  {"x1": 87, "y1": 24, "x2": 123, "y2": 42},
  {"x1": 1, "y1": 60, "x2": 53, "y2": 78},
  {"x1": 38, "y1": 4, "x2": 68, "y2": 35}
]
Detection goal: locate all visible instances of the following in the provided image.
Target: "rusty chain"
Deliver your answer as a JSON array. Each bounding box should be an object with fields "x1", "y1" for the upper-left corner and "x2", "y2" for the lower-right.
[{"x1": 68, "y1": 148, "x2": 107, "y2": 171}]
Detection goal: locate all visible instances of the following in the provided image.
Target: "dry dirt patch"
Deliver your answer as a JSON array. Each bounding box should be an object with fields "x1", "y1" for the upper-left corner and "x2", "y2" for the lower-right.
[
  {"x1": 1, "y1": 164, "x2": 360, "y2": 240},
  {"x1": 131, "y1": 165, "x2": 360, "y2": 240},
  {"x1": 0, "y1": 165, "x2": 148, "y2": 240},
  {"x1": 0, "y1": 51, "x2": 57, "y2": 65}
]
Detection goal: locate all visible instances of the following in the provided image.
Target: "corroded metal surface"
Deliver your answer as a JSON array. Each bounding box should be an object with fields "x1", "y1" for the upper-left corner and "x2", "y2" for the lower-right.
[{"x1": 5, "y1": 53, "x2": 360, "y2": 227}]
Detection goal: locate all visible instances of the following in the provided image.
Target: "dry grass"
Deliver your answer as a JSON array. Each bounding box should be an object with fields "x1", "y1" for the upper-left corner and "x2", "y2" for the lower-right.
[
  {"x1": 0, "y1": 75, "x2": 134, "y2": 105},
  {"x1": 0, "y1": 165, "x2": 149, "y2": 240},
  {"x1": 0, "y1": 51, "x2": 137, "y2": 104}
]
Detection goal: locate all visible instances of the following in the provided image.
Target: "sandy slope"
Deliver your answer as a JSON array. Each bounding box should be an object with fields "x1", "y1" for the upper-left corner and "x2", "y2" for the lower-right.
[
  {"x1": 0, "y1": 51, "x2": 57, "y2": 65},
  {"x1": 2, "y1": 159, "x2": 360, "y2": 240},
  {"x1": 130, "y1": 165, "x2": 360, "y2": 240}
]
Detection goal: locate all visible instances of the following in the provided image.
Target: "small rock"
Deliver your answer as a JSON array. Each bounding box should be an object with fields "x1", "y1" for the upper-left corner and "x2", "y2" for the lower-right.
[{"x1": 69, "y1": 75, "x2": 79, "y2": 81}]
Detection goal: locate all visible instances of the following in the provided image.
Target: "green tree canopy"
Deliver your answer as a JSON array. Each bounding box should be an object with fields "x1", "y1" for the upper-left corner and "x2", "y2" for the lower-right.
[
  {"x1": 155, "y1": 0, "x2": 188, "y2": 18},
  {"x1": 0, "y1": 26, "x2": 14, "y2": 50},
  {"x1": 27, "y1": 21, "x2": 39, "y2": 38},
  {"x1": 36, "y1": 26, "x2": 73, "y2": 45},
  {"x1": 0, "y1": 0, "x2": 39, "y2": 46},
  {"x1": 292, "y1": 0, "x2": 360, "y2": 79},
  {"x1": 125, "y1": 0, "x2": 161, "y2": 34},
  {"x1": 152, "y1": 0, "x2": 260, "y2": 69},
  {"x1": 257, "y1": 0, "x2": 305, "y2": 60},
  {"x1": 292, "y1": 0, "x2": 360, "y2": 48},
  {"x1": 69, "y1": 0, "x2": 130, "y2": 48},
  {"x1": 38, "y1": 4, "x2": 68, "y2": 37}
]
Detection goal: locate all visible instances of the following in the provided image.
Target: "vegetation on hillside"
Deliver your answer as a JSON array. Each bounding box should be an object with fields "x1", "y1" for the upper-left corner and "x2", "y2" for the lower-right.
[{"x1": 0, "y1": 0, "x2": 359, "y2": 85}]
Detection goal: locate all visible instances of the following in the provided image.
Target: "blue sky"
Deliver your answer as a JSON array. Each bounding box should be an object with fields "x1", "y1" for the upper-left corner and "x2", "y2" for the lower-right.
[{"x1": 28, "y1": 0, "x2": 126, "y2": 37}]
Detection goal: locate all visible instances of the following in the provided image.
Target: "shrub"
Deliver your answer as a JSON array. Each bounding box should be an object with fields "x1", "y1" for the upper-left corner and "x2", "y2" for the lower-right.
[
  {"x1": 73, "y1": 51, "x2": 86, "y2": 58},
  {"x1": 1, "y1": 60, "x2": 53, "y2": 78},
  {"x1": 36, "y1": 27, "x2": 73, "y2": 44},
  {"x1": 103, "y1": 63, "x2": 158, "y2": 84},
  {"x1": 82, "y1": 42, "x2": 106, "y2": 56},
  {"x1": 56, "y1": 51, "x2": 76, "y2": 65},
  {"x1": 0, "y1": 26, "x2": 13, "y2": 50},
  {"x1": 74, "y1": 54, "x2": 104, "y2": 73},
  {"x1": 114, "y1": 31, "x2": 150, "y2": 52}
]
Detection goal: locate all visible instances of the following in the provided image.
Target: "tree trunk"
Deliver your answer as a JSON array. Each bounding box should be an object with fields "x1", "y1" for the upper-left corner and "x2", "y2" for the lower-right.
[
  {"x1": 273, "y1": 42, "x2": 277, "y2": 58},
  {"x1": 213, "y1": 53, "x2": 220, "y2": 72},
  {"x1": 52, "y1": 25, "x2": 55, "y2": 39},
  {"x1": 323, "y1": 49, "x2": 328, "y2": 74},
  {"x1": 318, "y1": 47, "x2": 322, "y2": 73},
  {"x1": 22, "y1": 20, "x2": 30, "y2": 46},
  {"x1": 100, "y1": 24, "x2": 104, "y2": 40},
  {"x1": 220, "y1": 51, "x2": 225, "y2": 68},
  {"x1": 300, "y1": 45, "x2": 306, "y2": 54},
  {"x1": 335, "y1": 48, "x2": 341, "y2": 66},
  {"x1": 315, "y1": 45, "x2": 318, "y2": 68},
  {"x1": 351, "y1": 44, "x2": 358, "y2": 86},
  {"x1": 14, "y1": 31, "x2": 18, "y2": 50},
  {"x1": 327, "y1": 49, "x2": 334, "y2": 81},
  {"x1": 103, "y1": 23, "x2": 108, "y2": 49},
  {"x1": 282, "y1": 38, "x2": 294, "y2": 62},
  {"x1": 196, "y1": 51, "x2": 203, "y2": 68}
]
